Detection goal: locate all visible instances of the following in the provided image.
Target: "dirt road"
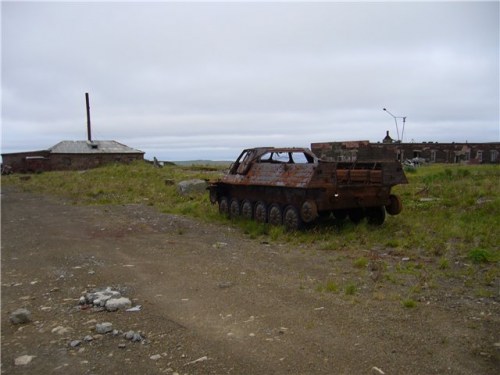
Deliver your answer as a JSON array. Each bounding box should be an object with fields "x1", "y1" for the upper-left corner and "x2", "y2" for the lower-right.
[{"x1": 1, "y1": 186, "x2": 498, "y2": 374}]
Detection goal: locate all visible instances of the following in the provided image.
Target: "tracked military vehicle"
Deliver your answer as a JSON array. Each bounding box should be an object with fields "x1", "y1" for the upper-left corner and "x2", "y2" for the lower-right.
[{"x1": 208, "y1": 147, "x2": 407, "y2": 230}]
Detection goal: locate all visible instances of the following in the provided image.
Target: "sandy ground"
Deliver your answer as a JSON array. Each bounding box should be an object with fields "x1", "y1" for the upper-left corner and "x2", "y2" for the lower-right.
[{"x1": 1, "y1": 186, "x2": 498, "y2": 374}]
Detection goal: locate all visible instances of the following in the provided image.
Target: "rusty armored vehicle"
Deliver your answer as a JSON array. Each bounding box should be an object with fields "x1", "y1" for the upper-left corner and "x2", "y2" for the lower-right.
[{"x1": 208, "y1": 147, "x2": 407, "y2": 230}]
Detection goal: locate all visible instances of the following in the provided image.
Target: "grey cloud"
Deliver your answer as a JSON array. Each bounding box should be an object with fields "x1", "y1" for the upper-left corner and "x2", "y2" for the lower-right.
[{"x1": 2, "y1": 1, "x2": 498, "y2": 160}]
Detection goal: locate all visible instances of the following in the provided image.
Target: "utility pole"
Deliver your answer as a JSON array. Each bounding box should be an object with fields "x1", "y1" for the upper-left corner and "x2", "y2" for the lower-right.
[
  {"x1": 85, "y1": 93, "x2": 92, "y2": 142},
  {"x1": 383, "y1": 108, "x2": 407, "y2": 143}
]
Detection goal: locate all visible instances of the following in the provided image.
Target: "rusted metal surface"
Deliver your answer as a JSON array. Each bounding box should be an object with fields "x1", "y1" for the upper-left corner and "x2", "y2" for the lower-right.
[{"x1": 208, "y1": 147, "x2": 407, "y2": 230}]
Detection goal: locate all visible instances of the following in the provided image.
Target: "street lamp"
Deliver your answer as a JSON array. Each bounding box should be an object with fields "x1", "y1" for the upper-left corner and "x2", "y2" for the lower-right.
[{"x1": 383, "y1": 108, "x2": 407, "y2": 143}]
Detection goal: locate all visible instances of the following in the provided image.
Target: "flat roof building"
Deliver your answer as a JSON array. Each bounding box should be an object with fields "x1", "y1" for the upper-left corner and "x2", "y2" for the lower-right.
[{"x1": 2, "y1": 140, "x2": 144, "y2": 173}]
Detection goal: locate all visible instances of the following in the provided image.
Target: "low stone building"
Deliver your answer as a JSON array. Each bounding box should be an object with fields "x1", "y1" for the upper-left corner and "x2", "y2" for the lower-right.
[
  {"x1": 311, "y1": 132, "x2": 500, "y2": 164},
  {"x1": 2, "y1": 140, "x2": 144, "y2": 173}
]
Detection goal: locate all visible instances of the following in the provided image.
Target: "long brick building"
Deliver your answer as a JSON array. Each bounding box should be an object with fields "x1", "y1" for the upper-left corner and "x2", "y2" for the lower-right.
[{"x1": 311, "y1": 131, "x2": 499, "y2": 164}]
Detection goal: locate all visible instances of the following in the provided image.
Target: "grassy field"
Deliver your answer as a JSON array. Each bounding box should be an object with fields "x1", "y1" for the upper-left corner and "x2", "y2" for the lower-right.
[{"x1": 2, "y1": 161, "x2": 499, "y2": 300}]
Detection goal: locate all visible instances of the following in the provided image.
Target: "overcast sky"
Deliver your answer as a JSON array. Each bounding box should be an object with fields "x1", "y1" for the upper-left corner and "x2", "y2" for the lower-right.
[{"x1": 2, "y1": 1, "x2": 499, "y2": 161}]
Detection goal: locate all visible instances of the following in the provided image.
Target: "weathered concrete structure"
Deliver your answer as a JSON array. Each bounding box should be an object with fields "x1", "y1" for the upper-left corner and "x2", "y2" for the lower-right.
[
  {"x1": 2, "y1": 140, "x2": 144, "y2": 173},
  {"x1": 311, "y1": 132, "x2": 500, "y2": 164}
]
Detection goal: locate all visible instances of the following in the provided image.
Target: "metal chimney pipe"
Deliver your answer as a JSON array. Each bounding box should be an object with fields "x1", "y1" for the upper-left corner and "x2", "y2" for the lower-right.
[{"x1": 85, "y1": 93, "x2": 92, "y2": 142}]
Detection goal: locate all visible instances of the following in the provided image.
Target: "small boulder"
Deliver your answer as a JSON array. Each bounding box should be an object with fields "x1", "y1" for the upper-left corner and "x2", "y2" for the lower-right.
[
  {"x1": 124, "y1": 330, "x2": 143, "y2": 342},
  {"x1": 177, "y1": 179, "x2": 208, "y2": 195},
  {"x1": 69, "y1": 340, "x2": 81, "y2": 348},
  {"x1": 105, "y1": 297, "x2": 132, "y2": 312},
  {"x1": 51, "y1": 326, "x2": 72, "y2": 335},
  {"x1": 14, "y1": 355, "x2": 35, "y2": 366},
  {"x1": 96, "y1": 322, "x2": 113, "y2": 334},
  {"x1": 132, "y1": 332, "x2": 143, "y2": 342},
  {"x1": 85, "y1": 287, "x2": 121, "y2": 306},
  {"x1": 9, "y1": 308, "x2": 32, "y2": 325}
]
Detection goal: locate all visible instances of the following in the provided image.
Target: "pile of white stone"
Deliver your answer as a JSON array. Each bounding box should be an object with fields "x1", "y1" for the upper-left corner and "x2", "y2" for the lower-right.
[{"x1": 79, "y1": 286, "x2": 133, "y2": 312}]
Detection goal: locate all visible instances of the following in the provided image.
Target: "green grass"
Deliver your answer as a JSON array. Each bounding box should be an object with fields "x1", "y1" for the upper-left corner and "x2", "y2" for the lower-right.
[
  {"x1": 2, "y1": 161, "x2": 225, "y2": 221},
  {"x1": 4, "y1": 162, "x2": 498, "y2": 251},
  {"x1": 3, "y1": 162, "x2": 499, "y2": 291},
  {"x1": 468, "y1": 248, "x2": 497, "y2": 264},
  {"x1": 353, "y1": 257, "x2": 369, "y2": 269},
  {"x1": 315, "y1": 281, "x2": 339, "y2": 293},
  {"x1": 401, "y1": 298, "x2": 417, "y2": 308},
  {"x1": 344, "y1": 282, "x2": 358, "y2": 295},
  {"x1": 438, "y1": 257, "x2": 449, "y2": 270}
]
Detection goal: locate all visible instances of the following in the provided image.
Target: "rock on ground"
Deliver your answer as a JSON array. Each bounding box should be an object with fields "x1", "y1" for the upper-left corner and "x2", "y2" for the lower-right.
[
  {"x1": 14, "y1": 355, "x2": 35, "y2": 366},
  {"x1": 9, "y1": 308, "x2": 32, "y2": 325},
  {"x1": 83, "y1": 287, "x2": 121, "y2": 307},
  {"x1": 96, "y1": 322, "x2": 113, "y2": 334},
  {"x1": 177, "y1": 179, "x2": 207, "y2": 195},
  {"x1": 105, "y1": 297, "x2": 132, "y2": 311}
]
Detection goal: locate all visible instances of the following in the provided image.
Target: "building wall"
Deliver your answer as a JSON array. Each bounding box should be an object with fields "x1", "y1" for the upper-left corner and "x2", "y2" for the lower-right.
[
  {"x1": 311, "y1": 142, "x2": 500, "y2": 164},
  {"x1": 1, "y1": 151, "x2": 51, "y2": 173},
  {"x1": 2, "y1": 152, "x2": 144, "y2": 173},
  {"x1": 49, "y1": 153, "x2": 143, "y2": 171},
  {"x1": 394, "y1": 143, "x2": 500, "y2": 164}
]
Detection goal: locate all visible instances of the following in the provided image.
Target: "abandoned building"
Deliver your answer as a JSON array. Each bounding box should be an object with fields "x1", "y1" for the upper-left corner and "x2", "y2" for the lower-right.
[
  {"x1": 1, "y1": 140, "x2": 145, "y2": 173},
  {"x1": 311, "y1": 131, "x2": 500, "y2": 164},
  {"x1": 2, "y1": 93, "x2": 146, "y2": 173}
]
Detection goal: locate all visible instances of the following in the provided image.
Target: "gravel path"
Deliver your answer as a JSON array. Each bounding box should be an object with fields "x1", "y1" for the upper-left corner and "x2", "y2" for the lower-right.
[{"x1": 1, "y1": 186, "x2": 498, "y2": 374}]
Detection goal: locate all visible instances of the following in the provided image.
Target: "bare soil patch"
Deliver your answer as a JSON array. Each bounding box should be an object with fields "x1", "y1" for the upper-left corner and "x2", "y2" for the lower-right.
[{"x1": 1, "y1": 186, "x2": 498, "y2": 374}]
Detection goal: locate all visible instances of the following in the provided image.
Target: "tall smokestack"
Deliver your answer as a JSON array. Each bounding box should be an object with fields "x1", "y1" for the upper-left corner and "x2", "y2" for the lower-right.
[{"x1": 85, "y1": 92, "x2": 92, "y2": 142}]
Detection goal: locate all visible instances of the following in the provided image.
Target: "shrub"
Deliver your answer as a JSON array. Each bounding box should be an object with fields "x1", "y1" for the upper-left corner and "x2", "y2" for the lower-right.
[
  {"x1": 438, "y1": 257, "x2": 449, "y2": 270},
  {"x1": 467, "y1": 248, "x2": 494, "y2": 264},
  {"x1": 353, "y1": 257, "x2": 368, "y2": 269},
  {"x1": 344, "y1": 282, "x2": 357, "y2": 295},
  {"x1": 402, "y1": 298, "x2": 417, "y2": 308},
  {"x1": 325, "y1": 281, "x2": 338, "y2": 293}
]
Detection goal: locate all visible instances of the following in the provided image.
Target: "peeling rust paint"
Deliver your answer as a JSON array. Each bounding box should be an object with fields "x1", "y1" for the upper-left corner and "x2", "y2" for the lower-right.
[{"x1": 208, "y1": 147, "x2": 407, "y2": 230}]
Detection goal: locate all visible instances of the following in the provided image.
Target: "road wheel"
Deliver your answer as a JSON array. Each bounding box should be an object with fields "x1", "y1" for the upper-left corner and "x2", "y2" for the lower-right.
[
  {"x1": 241, "y1": 200, "x2": 253, "y2": 220},
  {"x1": 300, "y1": 200, "x2": 318, "y2": 223},
  {"x1": 254, "y1": 201, "x2": 267, "y2": 223},
  {"x1": 229, "y1": 199, "x2": 240, "y2": 218},
  {"x1": 366, "y1": 206, "x2": 386, "y2": 226},
  {"x1": 268, "y1": 204, "x2": 283, "y2": 226},
  {"x1": 348, "y1": 208, "x2": 365, "y2": 224},
  {"x1": 283, "y1": 205, "x2": 302, "y2": 231},
  {"x1": 219, "y1": 196, "x2": 229, "y2": 216},
  {"x1": 385, "y1": 194, "x2": 403, "y2": 215}
]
